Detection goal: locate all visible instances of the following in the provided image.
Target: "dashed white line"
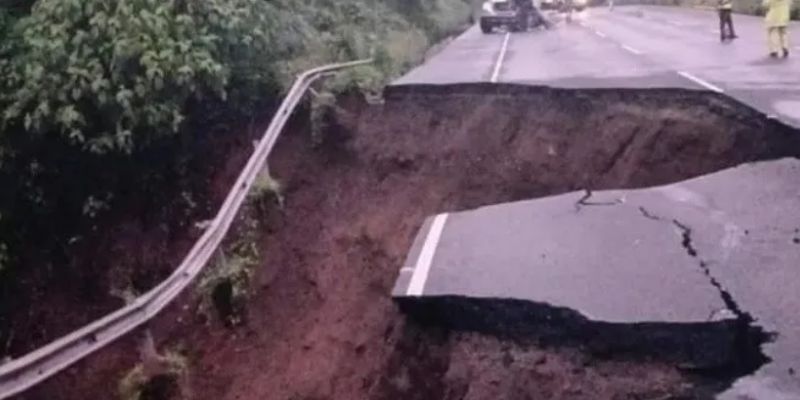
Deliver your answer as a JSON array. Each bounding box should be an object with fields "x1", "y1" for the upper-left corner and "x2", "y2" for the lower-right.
[
  {"x1": 491, "y1": 32, "x2": 511, "y2": 83},
  {"x1": 594, "y1": 30, "x2": 607, "y2": 38},
  {"x1": 406, "y1": 213, "x2": 449, "y2": 296},
  {"x1": 677, "y1": 71, "x2": 724, "y2": 93},
  {"x1": 621, "y1": 44, "x2": 643, "y2": 55}
]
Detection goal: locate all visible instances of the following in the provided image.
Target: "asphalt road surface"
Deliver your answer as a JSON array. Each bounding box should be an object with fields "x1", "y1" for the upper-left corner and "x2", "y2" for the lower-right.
[
  {"x1": 393, "y1": 6, "x2": 800, "y2": 399},
  {"x1": 394, "y1": 159, "x2": 800, "y2": 399},
  {"x1": 396, "y1": 5, "x2": 800, "y2": 127}
]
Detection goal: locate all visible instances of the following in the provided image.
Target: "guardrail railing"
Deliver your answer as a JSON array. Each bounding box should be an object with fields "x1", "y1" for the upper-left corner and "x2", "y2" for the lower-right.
[{"x1": 0, "y1": 59, "x2": 372, "y2": 399}]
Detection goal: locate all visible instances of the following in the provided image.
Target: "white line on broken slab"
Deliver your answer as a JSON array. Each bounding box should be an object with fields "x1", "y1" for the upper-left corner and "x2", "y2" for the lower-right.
[
  {"x1": 406, "y1": 213, "x2": 449, "y2": 296},
  {"x1": 491, "y1": 32, "x2": 511, "y2": 83},
  {"x1": 677, "y1": 71, "x2": 724, "y2": 93},
  {"x1": 594, "y1": 30, "x2": 607, "y2": 38},
  {"x1": 621, "y1": 44, "x2": 643, "y2": 55}
]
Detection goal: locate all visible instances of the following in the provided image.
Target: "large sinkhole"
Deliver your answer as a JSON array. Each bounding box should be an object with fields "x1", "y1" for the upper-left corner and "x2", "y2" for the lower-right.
[{"x1": 262, "y1": 83, "x2": 800, "y2": 400}]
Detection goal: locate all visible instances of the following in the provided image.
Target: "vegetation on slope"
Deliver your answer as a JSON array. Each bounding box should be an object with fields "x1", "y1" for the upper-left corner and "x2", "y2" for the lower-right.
[{"x1": 0, "y1": 0, "x2": 470, "y2": 293}]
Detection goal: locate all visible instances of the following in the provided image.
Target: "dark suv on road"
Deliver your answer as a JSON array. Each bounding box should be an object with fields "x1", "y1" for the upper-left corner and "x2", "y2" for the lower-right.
[{"x1": 480, "y1": 0, "x2": 538, "y2": 33}]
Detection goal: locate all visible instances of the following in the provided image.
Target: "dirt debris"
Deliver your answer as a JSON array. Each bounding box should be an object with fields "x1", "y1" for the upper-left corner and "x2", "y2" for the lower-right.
[
  {"x1": 19, "y1": 83, "x2": 800, "y2": 400},
  {"x1": 376, "y1": 324, "x2": 710, "y2": 400}
]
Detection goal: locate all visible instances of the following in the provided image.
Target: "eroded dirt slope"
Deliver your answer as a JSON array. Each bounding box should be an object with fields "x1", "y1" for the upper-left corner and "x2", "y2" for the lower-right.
[{"x1": 21, "y1": 84, "x2": 800, "y2": 400}]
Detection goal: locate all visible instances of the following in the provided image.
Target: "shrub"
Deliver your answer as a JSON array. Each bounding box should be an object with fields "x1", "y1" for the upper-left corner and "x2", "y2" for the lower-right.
[
  {"x1": 0, "y1": 0, "x2": 301, "y2": 282},
  {"x1": 0, "y1": 0, "x2": 472, "y2": 289},
  {"x1": 119, "y1": 350, "x2": 188, "y2": 400},
  {"x1": 0, "y1": 0, "x2": 296, "y2": 153}
]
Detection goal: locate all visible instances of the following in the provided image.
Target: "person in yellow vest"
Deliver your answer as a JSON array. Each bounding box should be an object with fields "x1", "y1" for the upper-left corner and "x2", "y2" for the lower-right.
[
  {"x1": 763, "y1": 0, "x2": 791, "y2": 57},
  {"x1": 718, "y1": 0, "x2": 737, "y2": 42}
]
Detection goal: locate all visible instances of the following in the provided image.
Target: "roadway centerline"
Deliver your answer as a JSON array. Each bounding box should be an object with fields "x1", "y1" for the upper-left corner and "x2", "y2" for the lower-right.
[
  {"x1": 490, "y1": 32, "x2": 511, "y2": 83},
  {"x1": 677, "y1": 71, "x2": 724, "y2": 93}
]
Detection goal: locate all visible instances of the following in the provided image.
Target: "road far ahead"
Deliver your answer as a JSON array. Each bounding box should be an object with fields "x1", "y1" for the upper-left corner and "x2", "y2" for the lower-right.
[{"x1": 396, "y1": 6, "x2": 800, "y2": 127}]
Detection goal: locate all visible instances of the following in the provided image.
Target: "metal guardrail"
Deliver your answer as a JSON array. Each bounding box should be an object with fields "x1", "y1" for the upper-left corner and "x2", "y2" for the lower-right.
[{"x1": 0, "y1": 59, "x2": 372, "y2": 399}]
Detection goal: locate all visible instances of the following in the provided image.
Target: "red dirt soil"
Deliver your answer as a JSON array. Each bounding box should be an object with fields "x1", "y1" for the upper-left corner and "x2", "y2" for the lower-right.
[{"x1": 15, "y1": 84, "x2": 800, "y2": 400}]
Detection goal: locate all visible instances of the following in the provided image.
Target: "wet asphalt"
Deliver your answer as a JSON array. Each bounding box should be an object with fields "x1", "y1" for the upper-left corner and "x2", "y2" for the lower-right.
[
  {"x1": 396, "y1": 5, "x2": 800, "y2": 127},
  {"x1": 393, "y1": 6, "x2": 800, "y2": 399}
]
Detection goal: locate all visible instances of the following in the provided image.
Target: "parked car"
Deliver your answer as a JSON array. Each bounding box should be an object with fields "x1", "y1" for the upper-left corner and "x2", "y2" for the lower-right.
[{"x1": 480, "y1": 0, "x2": 545, "y2": 33}]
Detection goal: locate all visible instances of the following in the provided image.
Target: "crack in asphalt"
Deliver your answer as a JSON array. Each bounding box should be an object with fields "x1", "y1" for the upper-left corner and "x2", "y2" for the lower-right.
[
  {"x1": 636, "y1": 206, "x2": 752, "y2": 322},
  {"x1": 588, "y1": 202, "x2": 759, "y2": 330},
  {"x1": 574, "y1": 189, "x2": 624, "y2": 212},
  {"x1": 638, "y1": 206, "x2": 662, "y2": 221},
  {"x1": 671, "y1": 220, "x2": 751, "y2": 322},
  {"x1": 669, "y1": 218, "x2": 777, "y2": 377}
]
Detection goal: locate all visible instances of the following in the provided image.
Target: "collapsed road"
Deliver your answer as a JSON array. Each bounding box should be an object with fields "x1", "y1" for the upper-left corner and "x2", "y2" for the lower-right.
[
  {"x1": 394, "y1": 158, "x2": 800, "y2": 399},
  {"x1": 390, "y1": 5, "x2": 800, "y2": 399},
  {"x1": 22, "y1": 83, "x2": 800, "y2": 400},
  {"x1": 14, "y1": 5, "x2": 800, "y2": 400}
]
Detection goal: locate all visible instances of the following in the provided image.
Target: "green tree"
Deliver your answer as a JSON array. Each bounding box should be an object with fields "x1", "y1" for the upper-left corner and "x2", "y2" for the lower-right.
[
  {"x1": 0, "y1": 0, "x2": 471, "y2": 285},
  {"x1": 0, "y1": 0, "x2": 304, "y2": 282},
  {"x1": 0, "y1": 0, "x2": 297, "y2": 153}
]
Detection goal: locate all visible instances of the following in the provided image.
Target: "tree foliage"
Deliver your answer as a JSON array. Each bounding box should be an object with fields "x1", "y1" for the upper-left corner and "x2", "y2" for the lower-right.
[
  {"x1": 0, "y1": 0, "x2": 471, "y2": 283},
  {"x1": 0, "y1": 0, "x2": 300, "y2": 153}
]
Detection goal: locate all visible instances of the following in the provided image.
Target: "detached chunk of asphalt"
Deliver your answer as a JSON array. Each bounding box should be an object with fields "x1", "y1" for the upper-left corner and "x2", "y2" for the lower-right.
[
  {"x1": 367, "y1": 84, "x2": 800, "y2": 397},
  {"x1": 393, "y1": 160, "x2": 800, "y2": 391}
]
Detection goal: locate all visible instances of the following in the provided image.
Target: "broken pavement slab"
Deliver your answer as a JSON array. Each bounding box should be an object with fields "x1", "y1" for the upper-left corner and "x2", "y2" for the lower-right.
[
  {"x1": 395, "y1": 191, "x2": 729, "y2": 323},
  {"x1": 393, "y1": 158, "x2": 800, "y2": 398},
  {"x1": 635, "y1": 158, "x2": 800, "y2": 400}
]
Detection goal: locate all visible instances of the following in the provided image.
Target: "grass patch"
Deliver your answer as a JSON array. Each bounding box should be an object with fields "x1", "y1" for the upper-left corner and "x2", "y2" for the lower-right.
[{"x1": 119, "y1": 351, "x2": 188, "y2": 400}]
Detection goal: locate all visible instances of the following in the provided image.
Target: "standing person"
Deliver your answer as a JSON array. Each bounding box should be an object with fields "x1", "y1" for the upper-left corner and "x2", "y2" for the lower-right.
[
  {"x1": 763, "y1": 0, "x2": 791, "y2": 57},
  {"x1": 718, "y1": 0, "x2": 737, "y2": 41}
]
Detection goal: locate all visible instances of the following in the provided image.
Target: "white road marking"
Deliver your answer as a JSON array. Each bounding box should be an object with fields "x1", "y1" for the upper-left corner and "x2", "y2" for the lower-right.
[
  {"x1": 406, "y1": 213, "x2": 449, "y2": 296},
  {"x1": 594, "y1": 30, "x2": 607, "y2": 38},
  {"x1": 491, "y1": 32, "x2": 511, "y2": 83},
  {"x1": 621, "y1": 44, "x2": 643, "y2": 55},
  {"x1": 667, "y1": 20, "x2": 684, "y2": 27},
  {"x1": 678, "y1": 71, "x2": 724, "y2": 93}
]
